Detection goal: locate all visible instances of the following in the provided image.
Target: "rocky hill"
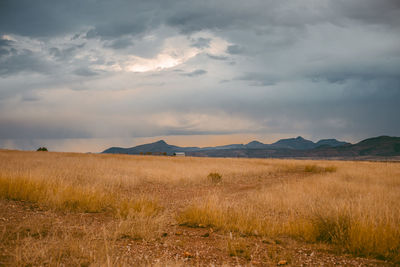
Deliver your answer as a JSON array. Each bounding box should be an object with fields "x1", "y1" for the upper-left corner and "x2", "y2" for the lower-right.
[{"x1": 103, "y1": 136, "x2": 400, "y2": 159}]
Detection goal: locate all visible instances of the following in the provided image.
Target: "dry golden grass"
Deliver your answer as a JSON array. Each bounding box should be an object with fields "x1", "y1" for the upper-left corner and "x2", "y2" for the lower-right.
[
  {"x1": 0, "y1": 149, "x2": 399, "y2": 265},
  {"x1": 178, "y1": 162, "x2": 400, "y2": 263}
]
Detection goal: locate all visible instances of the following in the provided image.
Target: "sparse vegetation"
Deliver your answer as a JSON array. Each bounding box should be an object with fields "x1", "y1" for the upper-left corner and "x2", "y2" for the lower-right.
[
  {"x1": 227, "y1": 238, "x2": 252, "y2": 260},
  {"x1": 178, "y1": 168, "x2": 400, "y2": 263},
  {"x1": 207, "y1": 172, "x2": 222, "y2": 183},
  {"x1": 0, "y1": 150, "x2": 399, "y2": 265},
  {"x1": 36, "y1": 147, "x2": 48, "y2": 152},
  {"x1": 0, "y1": 175, "x2": 161, "y2": 216},
  {"x1": 304, "y1": 164, "x2": 337, "y2": 173}
]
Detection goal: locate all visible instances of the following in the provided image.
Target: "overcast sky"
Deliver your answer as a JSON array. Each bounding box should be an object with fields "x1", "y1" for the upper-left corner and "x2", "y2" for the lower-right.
[{"x1": 1, "y1": 0, "x2": 399, "y2": 152}]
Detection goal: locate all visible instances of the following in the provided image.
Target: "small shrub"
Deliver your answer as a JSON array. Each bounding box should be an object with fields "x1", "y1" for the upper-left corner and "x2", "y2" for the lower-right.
[
  {"x1": 311, "y1": 211, "x2": 351, "y2": 244},
  {"x1": 207, "y1": 172, "x2": 222, "y2": 183},
  {"x1": 304, "y1": 165, "x2": 337, "y2": 173},
  {"x1": 36, "y1": 147, "x2": 48, "y2": 152},
  {"x1": 177, "y1": 201, "x2": 268, "y2": 236},
  {"x1": 324, "y1": 166, "x2": 337, "y2": 172}
]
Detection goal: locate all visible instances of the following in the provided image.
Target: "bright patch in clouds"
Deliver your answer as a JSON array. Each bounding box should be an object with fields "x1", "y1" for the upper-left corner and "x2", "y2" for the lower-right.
[
  {"x1": 126, "y1": 51, "x2": 197, "y2": 72},
  {"x1": 126, "y1": 33, "x2": 230, "y2": 73}
]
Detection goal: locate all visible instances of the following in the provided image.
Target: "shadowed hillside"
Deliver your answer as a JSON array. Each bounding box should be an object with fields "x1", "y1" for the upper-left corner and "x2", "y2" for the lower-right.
[{"x1": 103, "y1": 136, "x2": 400, "y2": 160}]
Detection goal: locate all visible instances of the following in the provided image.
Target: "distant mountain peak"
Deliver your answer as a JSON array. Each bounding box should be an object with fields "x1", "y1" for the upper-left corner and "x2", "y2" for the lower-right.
[
  {"x1": 245, "y1": 140, "x2": 266, "y2": 149},
  {"x1": 247, "y1": 140, "x2": 263, "y2": 145},
  {"x1": 155, "y1": 140, "x2": 167, "y2": 145},
  {"x1": 272, "y1": 136, "x2": 315, "y2": 150},
  {"x1": 316, "y1": 139, "x2": 350, "y2": 147}
]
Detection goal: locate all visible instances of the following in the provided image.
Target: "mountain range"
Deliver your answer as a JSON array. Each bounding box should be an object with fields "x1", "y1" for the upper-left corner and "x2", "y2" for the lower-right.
[
  {"x1": 102, "y1": 136, "x2": 400, "y2": 159},
  {"x1": 103, "y1": 136, "x2": 349, "y2": 154}
]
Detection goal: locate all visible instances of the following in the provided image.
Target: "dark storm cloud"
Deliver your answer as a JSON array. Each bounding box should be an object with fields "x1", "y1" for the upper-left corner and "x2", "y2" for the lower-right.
[
  {"x1": 0, "y1": 0, "x2": 400, "y2": 151},
  {"x1": 0, "y1": 0, "x2": 163, "y2": 38},
  {"x1": 1, "y1": 0, "x2": 399, "y2": 39}
]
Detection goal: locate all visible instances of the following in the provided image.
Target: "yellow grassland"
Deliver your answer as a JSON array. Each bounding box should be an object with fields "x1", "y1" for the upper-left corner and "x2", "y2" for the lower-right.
[{"x1": 0, "y1": 149, "x2": 399, "y2": 265}]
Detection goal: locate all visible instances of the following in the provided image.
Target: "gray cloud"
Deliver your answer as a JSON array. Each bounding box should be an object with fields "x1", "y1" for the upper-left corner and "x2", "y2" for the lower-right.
[
  {"x1": 49, "y1": 43, "x2": 85, "y2": 61},
  {"x1": 237, "y1": 73, "x2": 278, "y2": 86},
  {"x1": 0, "y1": 38, "x2": 14, "y2": 57},
  {"x1": 191, "y1": 37, "x2": 211, "y2": 48},
  {"x1": 207, "y1": 54, "x2": 229, "y2": 61},
  {"x1": 0, "y1": 118, "x2": 91, "y2": 139},
  {"x1": 226, "y1": 44, "x2": 244, "y2": 55},
  {"x1": 73, "y1": 67, "x2": 99, "y2": 77},
  {"x1": 0, "y1": 49, "x2": 53, "y2": 76},
  {"x1": 0, "y1": 0, "x2": 166, "y2": 38},
  {"x1": 2, "y1": 1, "x2": 399, "y2": 38},
  {"x1": 0, "y1": 0, "x2": 400, "y2": 151},
  {"x1": 104, "y1": 38, "x2": 134, "y2": 50},
  {"x1": 181, "y1": 69, "x2": 207, "y2": 77}
]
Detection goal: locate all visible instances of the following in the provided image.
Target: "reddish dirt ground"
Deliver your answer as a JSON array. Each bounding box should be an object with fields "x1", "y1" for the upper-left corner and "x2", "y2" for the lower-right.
[{"x1": 0, "y1": 196, "x2": 394, "y2": 266}]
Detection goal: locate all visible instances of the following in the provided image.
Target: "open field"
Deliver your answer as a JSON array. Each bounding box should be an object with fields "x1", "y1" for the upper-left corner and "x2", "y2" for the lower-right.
[{"x1": 0, "y1": 150, "x2": 399, "y2": 266}]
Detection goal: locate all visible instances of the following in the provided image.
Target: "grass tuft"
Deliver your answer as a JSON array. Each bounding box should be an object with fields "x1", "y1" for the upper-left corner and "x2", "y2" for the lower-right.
[
  {"x1": 310, "y1": 210, "x2": 351, "y2": 244},
  {"x1": 304, "y1": 165, "x2": 337, "y2": 173},
  {"x1": 177, "y1": 199, "x2": 268, "y2": 236},
  {"x1": 207, "y1": 172, "x2": 222, "y2": 183}
]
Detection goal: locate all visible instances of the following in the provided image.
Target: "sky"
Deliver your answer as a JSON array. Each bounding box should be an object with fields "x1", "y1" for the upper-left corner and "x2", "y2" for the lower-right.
[{"x1": 0, "y1": 0, "x2": 399, "y2": 152}]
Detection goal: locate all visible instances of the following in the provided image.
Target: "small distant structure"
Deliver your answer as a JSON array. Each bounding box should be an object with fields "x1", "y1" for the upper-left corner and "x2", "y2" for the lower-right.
[{"x1": 174, "y1": 152, "x2": 185, "y2": 157}]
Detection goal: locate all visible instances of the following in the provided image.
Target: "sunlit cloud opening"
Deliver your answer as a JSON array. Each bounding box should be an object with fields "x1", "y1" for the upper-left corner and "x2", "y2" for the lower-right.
[
  {"x1": 125, "y1": 32, "x2": 230, "y2": 73},
  {"x1": 126, "y1": 51, "x2": 198, "y2": 72}
]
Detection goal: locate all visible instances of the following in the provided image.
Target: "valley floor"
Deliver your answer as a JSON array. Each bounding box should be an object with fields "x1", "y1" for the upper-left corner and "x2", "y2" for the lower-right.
[{"x1": 0, "y1": 150, "x2": 399, "y2": 266}]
